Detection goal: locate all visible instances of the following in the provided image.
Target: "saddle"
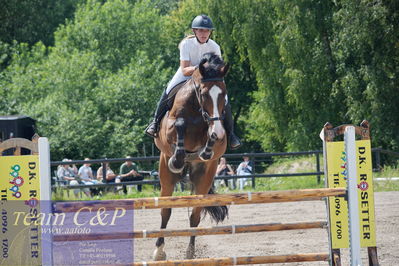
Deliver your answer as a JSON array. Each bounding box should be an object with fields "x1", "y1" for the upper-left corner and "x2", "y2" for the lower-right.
[{"x1": 166, "y1": 80, "x2": 190, "y2": 108}]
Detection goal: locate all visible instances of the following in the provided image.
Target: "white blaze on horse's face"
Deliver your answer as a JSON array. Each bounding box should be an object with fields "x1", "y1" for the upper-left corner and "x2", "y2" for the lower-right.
[{"x1": 209, "y1": 85, "x2": 225, "y2": 140}]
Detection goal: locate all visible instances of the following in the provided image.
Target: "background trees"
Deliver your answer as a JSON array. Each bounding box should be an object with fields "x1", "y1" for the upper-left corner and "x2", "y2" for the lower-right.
[{"x1": 0, "y1": 0, "x2": 397, "y2": 159}]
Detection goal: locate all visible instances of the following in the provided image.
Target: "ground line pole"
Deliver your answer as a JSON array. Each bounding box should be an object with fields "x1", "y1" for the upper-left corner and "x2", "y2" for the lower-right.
[{"x1": 345, "y1": 126, "x2": 362, "y2": 266}]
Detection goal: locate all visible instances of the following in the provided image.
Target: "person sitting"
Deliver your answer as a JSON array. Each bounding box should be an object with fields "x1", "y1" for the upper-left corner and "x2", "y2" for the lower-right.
[
  {"x1": 78, "y1": 158, "x2": 99, "y2": 195},
  {"x1": 97, "y1": 162, "x2": 119, "y2": 183},
  {"x1": 57, "y1": 159, "x2": 90, "y2": 197},
  {"x1": 144, "y1": 14, "x2": 241, "y2": 150},
  {"x1": 119, "y1": 156, "x2": 144, "y2": 194},
  {"x1": 78, "y1": 158, "x2": 97, "y2": 184},
  {"x1": 236, "y1": 155, "x2": 254, "y2": 190},
  {"x1": 215, "y1": 157, "x2": 235, "y2": 189}
]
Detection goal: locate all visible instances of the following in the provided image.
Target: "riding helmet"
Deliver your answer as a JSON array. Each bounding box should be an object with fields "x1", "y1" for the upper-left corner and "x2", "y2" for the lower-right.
[{"x1": 191, "y1": 15, "x2": 215, "y2": 30}]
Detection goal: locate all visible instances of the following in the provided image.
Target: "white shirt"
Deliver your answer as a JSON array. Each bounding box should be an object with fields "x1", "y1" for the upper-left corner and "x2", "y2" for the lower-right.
[
  {"x1": 236, "y1": 161, "x2": 253, "y2": 176},
  {"x1": 78, "y1": 165, "x2": 93, "y2": 181},
  {"x1": 166, "y1": 37, "x2": 221, "y2": 94}
]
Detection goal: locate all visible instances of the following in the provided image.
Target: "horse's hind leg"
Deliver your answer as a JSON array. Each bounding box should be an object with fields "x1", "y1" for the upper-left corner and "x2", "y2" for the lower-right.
[
  {"x1": 153, "y1": 154, "x2": 179, "y2": 261},
  {"x1": 186, "y1": 207, "x2": 202, "y2": 259},
  {"x1": 186, "y1": 161, "x2": 220, "y2": 259}
]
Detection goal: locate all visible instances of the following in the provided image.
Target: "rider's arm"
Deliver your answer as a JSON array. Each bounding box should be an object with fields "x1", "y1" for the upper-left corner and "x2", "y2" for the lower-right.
[{"x1": 181, "y1": 60, "x2": 197, "y2": 76}]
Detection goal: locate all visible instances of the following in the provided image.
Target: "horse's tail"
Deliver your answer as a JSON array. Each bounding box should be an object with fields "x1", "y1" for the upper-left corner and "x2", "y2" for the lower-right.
[{"x1": 202, "y1": 187, "x2": 228, "y2": 224}]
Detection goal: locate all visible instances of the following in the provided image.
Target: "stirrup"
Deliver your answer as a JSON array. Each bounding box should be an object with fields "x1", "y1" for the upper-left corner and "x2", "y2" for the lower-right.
[
  {"x1": 145, "y1": 122, "x2": 159, "y2": 138},
  {"x1": 229, "y1": 133, "x2": 241, "y2": 150}
]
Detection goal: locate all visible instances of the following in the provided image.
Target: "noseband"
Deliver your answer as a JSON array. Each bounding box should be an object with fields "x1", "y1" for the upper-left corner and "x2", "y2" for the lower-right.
[{"x1": 193, "y1": 78, "x2": 225, "y2": 123}]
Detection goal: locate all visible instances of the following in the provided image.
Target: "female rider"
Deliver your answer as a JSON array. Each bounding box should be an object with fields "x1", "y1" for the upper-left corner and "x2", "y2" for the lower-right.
[{"x1": 145, "y1": 14, "x2": 241, "y2": 150}]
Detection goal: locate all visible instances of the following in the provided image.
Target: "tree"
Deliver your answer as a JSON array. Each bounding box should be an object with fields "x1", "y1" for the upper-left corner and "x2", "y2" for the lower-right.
[
  {"x1": 0, "y1": 0, "x2": 78, "y2": 46},
  {"x1": 332, "y1": 0, "x2": 399, "y2": 150},
  {"x1": 1, "y1": 0, "x2": 170, "y2": 159},
  {"x1": 54, "y1": 0, "x2": 164, "y2": 72}
]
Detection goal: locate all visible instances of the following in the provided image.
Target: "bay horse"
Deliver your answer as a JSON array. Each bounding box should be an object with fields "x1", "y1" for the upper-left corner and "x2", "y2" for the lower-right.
[{"x1": 153, "y1": 52, "x2": 229, "y2": 260}]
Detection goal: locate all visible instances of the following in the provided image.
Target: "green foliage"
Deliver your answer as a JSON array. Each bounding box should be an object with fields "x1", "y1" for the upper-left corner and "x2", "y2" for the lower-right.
[
  {"x1": 205, "y1": 0, "x2": 398, "y2": 152},
  {"x1": 0, "y1": 0, "x2": 78, "y2": 46},
  {"x1": 1, "y1": 0, "x2": 398, "y2": 160},
  {"x1": 55, "y1": 0, "x2": 164, "y2": 72},
  {"x1": 332, "y1": 0, "x2": 399, "y2": 150},
  {"x1": 1, "y1": 0, "x2": 170, "y2": 160},
  {"x1": 92, "y1": 52, "x2": 169, "y2": 158}
]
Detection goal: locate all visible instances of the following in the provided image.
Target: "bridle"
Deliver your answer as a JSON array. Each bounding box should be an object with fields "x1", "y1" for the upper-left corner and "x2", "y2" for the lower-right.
[{"x1": 192, "y1": 78, "x2": 225, "y2": 123}]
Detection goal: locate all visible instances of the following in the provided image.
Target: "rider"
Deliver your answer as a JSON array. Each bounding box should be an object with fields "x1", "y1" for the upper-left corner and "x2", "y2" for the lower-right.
[{"x1": 145, "y1": 14, "x2": 241, "y2": 150}]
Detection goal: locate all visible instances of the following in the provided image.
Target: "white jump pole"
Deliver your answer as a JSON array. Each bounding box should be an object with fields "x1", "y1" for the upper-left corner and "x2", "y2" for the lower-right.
[
  {"x1": 39, "y1": 137, "x2": 53, "y2": 266},
  {"x1": 344, "y1": 126, "x2": 362, "y2": 266}
]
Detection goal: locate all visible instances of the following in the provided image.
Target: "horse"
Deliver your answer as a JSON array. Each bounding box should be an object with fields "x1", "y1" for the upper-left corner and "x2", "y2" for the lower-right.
[{"x1": 153, "y1": 52, "x2": 229, "y2": 260}]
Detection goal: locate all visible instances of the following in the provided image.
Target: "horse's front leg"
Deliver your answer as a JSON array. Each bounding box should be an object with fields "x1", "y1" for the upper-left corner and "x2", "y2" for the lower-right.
[
  {"x1": 168, "y1": 118, "x2": 186, "y2": 173},
  {"x1": 199, "y1": 132, "x2": 217, "y2": 161},
  {"x1": 153, "y1": 154, "x2": 178, "y2": 261}
]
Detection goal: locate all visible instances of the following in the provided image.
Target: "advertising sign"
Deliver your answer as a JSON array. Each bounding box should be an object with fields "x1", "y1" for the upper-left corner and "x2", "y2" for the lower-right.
[
  {"x1": 0, "y1": 155, "x2": 41, "y2": 265},
  {"x1": 326, "y1": 140, "x2": 376, "y2": 248}
]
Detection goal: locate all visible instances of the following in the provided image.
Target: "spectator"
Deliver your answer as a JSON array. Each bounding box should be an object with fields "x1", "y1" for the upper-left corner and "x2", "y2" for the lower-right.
[
  {"x1": 97, "y1": 162, "x2": 119, "y2": 183},
  {"x1": 57, "y1": 159, "x2": 90, "y2": 197},
  {"x1": 78, "y1": 158, "x2": 97, "y2": 182},
  {"x1": 236, "y1": 155, "x2": 254, "y2": 190},
  {"x1": 215, "y1": 157, "x2": 235, "y2": 189},
  {"x1": 78, "y1": 158, "x2": 99, "y2": 195},
  {"x1": 119, "y1": 156, "x2": 144, "y2": 193}
]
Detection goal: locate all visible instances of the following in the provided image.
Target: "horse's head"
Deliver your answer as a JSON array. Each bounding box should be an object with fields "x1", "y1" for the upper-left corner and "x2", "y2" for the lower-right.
[{"x1": 194, "y1": 52, "x2": 229, "y2": 141}]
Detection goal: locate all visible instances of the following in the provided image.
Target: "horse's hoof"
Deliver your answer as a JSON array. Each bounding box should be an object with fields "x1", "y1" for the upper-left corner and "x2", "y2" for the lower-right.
[
  {"x1": 186, "y1": 244, "x2": 195, "y2": 259},
  {"x1": 168, "y1": 157, "x2": 183, "y2": 173},
  {"x1": 199, "y1": 151, "x2": 213, "y2": 161},
  {"x1": 153, "y1": 244, "x2": 166, "y2": 261}
]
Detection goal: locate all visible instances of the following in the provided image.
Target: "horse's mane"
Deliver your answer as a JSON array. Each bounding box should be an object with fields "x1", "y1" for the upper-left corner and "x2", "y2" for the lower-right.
[{"x1": 199, "y1": 52, "x2": 225, "y2": 80}]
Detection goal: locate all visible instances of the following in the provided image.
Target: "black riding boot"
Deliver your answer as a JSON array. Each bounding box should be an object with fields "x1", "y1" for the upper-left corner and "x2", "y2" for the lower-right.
[
  {"x1": 224, "y1": 103, "x2": 242, "y2": 150},
  {"x1": 145, "y1": 90, "x2": 169, "y2": 138}
]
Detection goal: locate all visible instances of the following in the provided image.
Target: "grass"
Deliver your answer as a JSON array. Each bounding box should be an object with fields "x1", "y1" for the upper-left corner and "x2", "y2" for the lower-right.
[
  {"x1": 253, "y1": 156, "x2": 324, "y2": 191},
  {"x1": 52, "y1": 186, "x2": 192, "y2": 201},
  {"x1": 373, "y1": 165, "x2": 399, "y2": 191},
  {"x1": 52, "y1": 155, "x2": 399, "y2": 201}
]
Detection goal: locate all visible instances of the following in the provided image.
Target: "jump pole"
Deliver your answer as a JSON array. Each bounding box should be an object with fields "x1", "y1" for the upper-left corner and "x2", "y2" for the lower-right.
[
  {"x1": 131, "y1": 253, "x2": 330, "y2": 266},
  {"x1": 53, "y1": 221, "x2": 327, "y2": 242},
  {"x1": 54, "y1": 188, "x2": 346, "y2": 212}
]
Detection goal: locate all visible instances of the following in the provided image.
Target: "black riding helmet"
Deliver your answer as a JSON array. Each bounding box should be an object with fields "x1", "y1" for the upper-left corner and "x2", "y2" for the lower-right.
[{"x1": 191, "y1": 15, "x2": 215, "y2": 30}]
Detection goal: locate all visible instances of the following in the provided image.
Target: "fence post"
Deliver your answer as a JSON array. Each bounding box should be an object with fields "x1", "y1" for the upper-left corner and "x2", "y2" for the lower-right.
[
  {"x1": 374, "y1": 148, "x2": 381, "y2": 172},
  {"x1": 102, "y1": 161, "x2": 107, "y2": 183},
  {"x1": 251, "y1": 155, "x2": 256, "y2": 189},
  {"x1": 316, "y1": 153, "x2": 321, "y2": 184}
]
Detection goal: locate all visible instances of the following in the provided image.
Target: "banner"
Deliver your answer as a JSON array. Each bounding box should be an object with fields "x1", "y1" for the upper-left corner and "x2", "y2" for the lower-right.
[
  {"x1": 0, "y1": 155, "x2": 41, "y2": 265},
  {"x1": 326, "y1": 140, "x2": 376, "y2": 248}
]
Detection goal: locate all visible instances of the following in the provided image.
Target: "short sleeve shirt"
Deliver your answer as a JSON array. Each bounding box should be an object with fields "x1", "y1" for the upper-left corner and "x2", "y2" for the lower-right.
[
  {"x1": 166, "y1": 37, "x2": 221, "y2": 93},
  {"x1": 120, "y1": 163, "x2": 138, "y2": 175},
  {"x1": 179, "y1": 37, "x2": 221, "y2": 65},
  {"x1": 78, "y1": 165, "x2": 93, "y2": 180},
  {"x1": 57, "y1": 167, "x2": 75, "y2": 180}
]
